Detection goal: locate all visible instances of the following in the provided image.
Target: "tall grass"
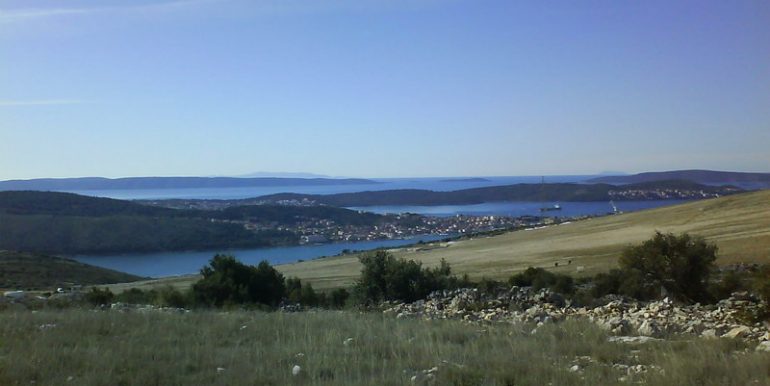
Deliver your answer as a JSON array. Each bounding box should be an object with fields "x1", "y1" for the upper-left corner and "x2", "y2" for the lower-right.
[{"x1": 0, "y1": 310, "x2": 767, "y2": 385}]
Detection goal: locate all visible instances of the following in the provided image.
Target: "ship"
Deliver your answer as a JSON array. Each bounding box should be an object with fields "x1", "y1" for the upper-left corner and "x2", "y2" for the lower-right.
[
  {"x1": 540, "y1": 203, "x2": 562, "y2": 212},
  {"x1": 538, "y1": 177, "x2": 562, "y2": 212}
]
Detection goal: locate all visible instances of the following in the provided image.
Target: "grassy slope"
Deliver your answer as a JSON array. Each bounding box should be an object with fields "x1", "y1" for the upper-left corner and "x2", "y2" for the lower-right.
[
  {"x1": 0, "y1": 310, "x2": 767, "y2": 386},
  {"x1": 277, "y1": 189, "x2": 770, "y2": 289},
  {"x1": 109, "y1": 190, "x2": 770, "y2": 293},
  {"x1": 0, "y1": 251, "x2": 145, "y2": 290}
]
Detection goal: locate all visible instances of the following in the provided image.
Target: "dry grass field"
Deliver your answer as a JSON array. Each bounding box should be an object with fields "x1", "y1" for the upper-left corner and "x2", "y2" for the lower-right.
[
  {"x1": 1, "y1": 310, "x2": 768, "y2": 386},
  {"x1": 107, "y1": 190, "x2": 770, "y2": 292}
]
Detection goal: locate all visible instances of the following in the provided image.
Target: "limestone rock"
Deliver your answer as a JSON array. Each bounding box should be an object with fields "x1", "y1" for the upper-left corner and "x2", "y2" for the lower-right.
[{"x1": 723, "y1": 326, "x2": 751, "y2": 339}]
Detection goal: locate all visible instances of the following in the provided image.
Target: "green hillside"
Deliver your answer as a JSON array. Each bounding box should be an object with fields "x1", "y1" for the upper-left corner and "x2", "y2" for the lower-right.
[
  {"x1": 0, "y1": 250, "x2": 145, "y2": 290},
  {"x1": 0, "y1": 191, "x2": 394, "y2": 254}
]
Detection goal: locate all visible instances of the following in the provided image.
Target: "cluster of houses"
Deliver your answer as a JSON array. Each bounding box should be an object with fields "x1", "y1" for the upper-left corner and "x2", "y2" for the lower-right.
[
  {"x1": 608, "y1": 188, "x2": 731, "y2": 200},
  {"x1": 245, "y1": 213, "x2": 538, "y2": 244}
]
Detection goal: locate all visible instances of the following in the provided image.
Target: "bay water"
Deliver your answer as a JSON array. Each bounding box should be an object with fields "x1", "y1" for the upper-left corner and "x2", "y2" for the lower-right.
[{"x1": 65, "y1": 176, "x2": 690, "y2": 277}]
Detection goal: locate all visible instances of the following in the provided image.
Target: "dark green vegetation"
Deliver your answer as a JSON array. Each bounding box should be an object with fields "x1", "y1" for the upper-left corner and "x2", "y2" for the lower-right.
[
  {"x1": 589, "y1": 232, "x2": 728, "y2": 303},
  {"x1": 0, "y1": 191, "x2": 398, "y2": 254},
  {"x1": 618, "y1": 232, "x2": 716, "y2": 302},
  {"x1": 0, "y1": 311, "x2": 767, "y2": 386},
  {"x1": 192, "y1": 255, "x2": 286, "y2": 308},
  {"x1": 0, "y1": 251, "x2": 144, "y2": 290},
  {"x1": 508, "y1": 267, "x2": 575, "y2": 295},
  {"x1": 589, "y1": 169, "x2": 770, "y2": 185},
  {"x1": 0, "y1": 212, "x2": 295, "y2": 254},
  {"x1": 354, "y1": 252, "x2": 470, "y2": 304},
  {"x1": 0, "y1": 176, "x2": 377, "y2": 191},
  {"x1": 215, "y1": 204, "x2": 386, "y2": 226},
  {"x1": 257, "y1": 180, "x2": 741, "y2": 206},
  {"x1": 100, "y1": 255, "x2": 348, "y2": 310}
]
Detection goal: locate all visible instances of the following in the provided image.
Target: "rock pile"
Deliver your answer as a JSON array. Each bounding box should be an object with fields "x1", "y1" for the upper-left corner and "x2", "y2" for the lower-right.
[
  {"x1": 109, "y1": 302, "x2": 189, "y2": 313},
  {"x1": 383, "y1": 287, "x2": 770, "y2": 344}
]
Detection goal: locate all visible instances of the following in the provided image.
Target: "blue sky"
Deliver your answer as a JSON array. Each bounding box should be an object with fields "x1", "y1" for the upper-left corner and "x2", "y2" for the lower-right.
[{"x1": 1, "y1": 0, "x2": 768, "y2": 179}]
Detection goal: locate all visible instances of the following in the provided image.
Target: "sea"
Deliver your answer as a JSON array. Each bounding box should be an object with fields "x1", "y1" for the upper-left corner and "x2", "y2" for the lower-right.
[
  {"x1": 64, "y1": 175, "x2": 690, "y2": 277},
  {"x1": 73, "y1": 234, "x2": 450, "y2": 278},
  {"x1": 66, "y1": 175, "x2": 592, "y2": 200}
]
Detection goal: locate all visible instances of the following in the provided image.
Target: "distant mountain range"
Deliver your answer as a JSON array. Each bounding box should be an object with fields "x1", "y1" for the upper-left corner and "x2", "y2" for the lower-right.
[
  {"x1": 588, "y1": 170, "x2": 770, "y2": 186},
  {"x1": 236, "y1": 171, "x2": 332, "y2": 178},
  {"x1": 0, "y1": 176, "x2": 379, "y2": 191}
]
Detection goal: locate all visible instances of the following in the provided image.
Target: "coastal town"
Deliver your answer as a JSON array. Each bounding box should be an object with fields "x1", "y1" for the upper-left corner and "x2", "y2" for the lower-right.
[
  {"x1": 607, "y1": 186, "x2": 741, "y2": 200},
  {"x1": 236, "y1": 212, "x2": 543, "y2": 244}
]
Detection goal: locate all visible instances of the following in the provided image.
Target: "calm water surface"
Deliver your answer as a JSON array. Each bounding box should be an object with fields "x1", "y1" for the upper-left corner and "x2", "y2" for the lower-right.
[
  {"x1": 68, "y1": 175, "x2": 594, "y2": 200},
  {"x1": 348, "y1": 200, "x2": 690, "y2": 218},
  {"x1": 73, "y1": 234, "x2": 449, "y2": 278}
]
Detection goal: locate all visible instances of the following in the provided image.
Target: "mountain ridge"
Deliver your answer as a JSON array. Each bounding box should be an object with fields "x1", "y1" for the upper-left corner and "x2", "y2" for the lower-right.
[{"x1": 588, "y1": 169, "x2": 770, "y2": 185}]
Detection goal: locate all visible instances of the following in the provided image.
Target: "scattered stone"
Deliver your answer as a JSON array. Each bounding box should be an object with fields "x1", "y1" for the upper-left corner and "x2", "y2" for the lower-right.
[
  {"x1": 755, "y1": 341, "x2": 770, "y2": 352},
  {"x1": 292, "y1": 365, "x2": 301, "y2": 376},
  {"x1": 343, "y1": 337, "x2": 354, "y2": 346},
  {"x1": 381, "y1": 287, "x2": 769, "y2": 343},
  {"x1": 608, "y1": 336, "x2": 661, "y2": 344},
  {"x1": 216, "y1": 367, "x2": 225, "y2": 373},
  {"x1": 637, "y1": 320, "x2": 662, "y2": 337},
  {"x1": 569, "y1": 365, "x2": 580, "y2": 372},
  {"x1": 722, "y1": 326, "x2": 751, "y2": 339},
  {"x1": 701, "y1": 329, "x2": 718, "y2": 339}
]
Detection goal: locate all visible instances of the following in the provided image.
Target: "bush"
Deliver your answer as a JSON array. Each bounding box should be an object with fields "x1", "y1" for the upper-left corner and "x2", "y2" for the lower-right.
[
  {"x1": 552, "y1": 275, "x2": 575, "y2": 295},
  {"x1": 85, "y1": 287, "x2": 114, "y2": 306},
  {"x1": 354, "y1": 252, "x2": 462, "y2": 304},
  {"x1": 115, "y1": 288, "x2": 156, "y2": 304},
  {"x1": 508, "y1": 267, "x2": 575, "y2": 294},
  {"x1": 709, "y1": 270, "x2": 748, "y2": 301},
  {"x1": 753, "y1": 265, "x2": 770, "y2": 302},
  {"x1": 192, "y1": 255, "x2": 285, "y2": 308},
  {"x1": 329, "y1": 288, "x2": 350, "y2": 309},
  {"x1": 619, "y1": 232, "x2": 717, "y2": 303},
  {"x1": 155, "y1": 285, "x2": 191, "y2": 308},
  {"x1": 477, "y1": 277, "x2": 505, "y2": 295},
  {"x1": 286, "y1": 277, "x2": 303, "y2": 304}
]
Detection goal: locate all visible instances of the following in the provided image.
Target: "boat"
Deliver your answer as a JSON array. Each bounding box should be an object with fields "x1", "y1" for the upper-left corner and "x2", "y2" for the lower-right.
[
  {"x1": 538, "y1": 177, "x2": 562, "y2": 212},
  {"x1": 540, "y1": 203, "x2": 562, "y2": 212}
]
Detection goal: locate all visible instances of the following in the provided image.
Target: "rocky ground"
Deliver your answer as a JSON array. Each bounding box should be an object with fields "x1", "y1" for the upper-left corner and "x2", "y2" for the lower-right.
[{"x1": 383, "y1": 287, "x2": 770, "y2": 351}]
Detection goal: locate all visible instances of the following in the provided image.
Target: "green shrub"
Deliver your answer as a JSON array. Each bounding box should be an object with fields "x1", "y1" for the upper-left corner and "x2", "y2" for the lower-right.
[
  {"x1": 85, "y1": 287, "x2": 114, "y2": 306},
  {"x1": 552, "y1": 275, "x2": 575, "y2": 295},
  {"x1": 591, "y1": 268, "x2": 658, "y2": 300},
  {"x1": 192, "y1": 255, "x2": 285, "y2": 308},
  {"x1": 752, "y1": 265, "x2": 770, "y2": 319},
  {"x1": 619, "y1": 232, "x2": 717, "y2": 303},
  {"x1": 115, "y1": 288, "x2": 156, "y2": 304},
  {"x1": 709, "y1": 270, "x2": 749, "y2": 301},
  {"x1": 154, "y1": 285, "x2": 191, "y2": 308},
  {"x1": 329, "y1": 288, "x2": 350, "y2": 309},
  {"x1": 354, "y1": 252, "x2": 462, "y2": 304},
  {"x1": 476, "y1": 277, "x2": 504, "y2": 294},
  {"x1": 285, "y1": 277, "x2": 322, "y2": 307},
  {"x1": 286, "y1": 277, "x2": 303, "y2": 303},
  {"x1": 508, "y1": 267, "x2": 574, "y2": 294}
]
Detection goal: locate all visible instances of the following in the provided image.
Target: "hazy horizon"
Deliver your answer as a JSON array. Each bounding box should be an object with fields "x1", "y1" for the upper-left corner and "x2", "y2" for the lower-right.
[{"x1": 2, "y1": 0, "x2": 769, "y2": 180}]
